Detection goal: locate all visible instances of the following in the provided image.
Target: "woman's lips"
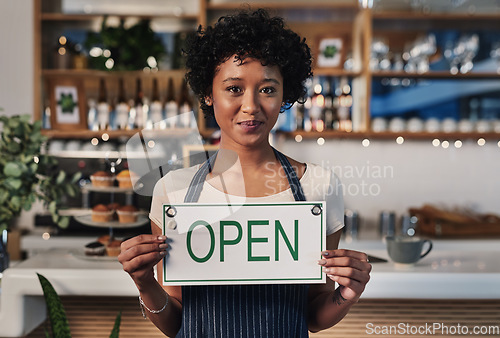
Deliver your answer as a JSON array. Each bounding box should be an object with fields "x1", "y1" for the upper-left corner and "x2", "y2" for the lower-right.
[{"x1": 237, "y1": 120, "x2": 263, "y2": 132}]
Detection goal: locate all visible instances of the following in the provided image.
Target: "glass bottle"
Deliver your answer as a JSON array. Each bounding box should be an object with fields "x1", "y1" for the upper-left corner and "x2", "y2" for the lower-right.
[
  {"x1": 178, "y1": 79, "x2": 193, "y2": 128},
  {"x1": 322, "y1": 77, "x2": 336, "y2": 130},
  {"x1": 302, "y1": 78, "x2": 313, "y2": 132},
  {"x1": 336, "y1": 76, "x2": 353, "y2": 132},
  {"x1": 115, "y1": 78, "x2": 130, "y2": 130},
  {"x1": 164, "y1": 77, "x2": 178, "y2": 128},
  {"x1": 133, "y1": 78, "x2": 146, "y2": 129},
  {"x1": 150, "y1": 78, "x2": 163, "y2": 129},
  {"x1": 97, "y1": 78, "x2": 110, "y2": 130},
  {"x1": 309, "y1": 77, "x2": 324, "y2": 132}
]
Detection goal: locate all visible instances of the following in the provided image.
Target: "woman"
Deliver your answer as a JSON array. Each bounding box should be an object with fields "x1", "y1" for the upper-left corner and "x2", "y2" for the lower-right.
[{"x1": 119, "y1": 9, "x2": 371, "y2": 337}]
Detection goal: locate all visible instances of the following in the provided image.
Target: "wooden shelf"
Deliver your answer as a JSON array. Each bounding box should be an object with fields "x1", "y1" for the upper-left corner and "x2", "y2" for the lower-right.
[
  {"x1": 372, "y1": 71, "x2": 500, "y2": 79},
  {"x1": 281, "y1": 130, "x2": 500, "y2": 141},
  {"x1": 313, "y1": 69, "x2": 362, "y2": 77},
  {"x1": 42, "y1": 69, "x2": 187, "y2": 77},
  {"x1": 372, "y1": 11, "x2": 500, "y2": 21},
  {"x1": 207, "y1": 1, "x2": 360, "y2": 11},
  {"x1": 41, "y1": 13, "x2": 199, "y2": 21},
  {"x1": 41, "y1": 128, "x2": 196, "y2": 140}
]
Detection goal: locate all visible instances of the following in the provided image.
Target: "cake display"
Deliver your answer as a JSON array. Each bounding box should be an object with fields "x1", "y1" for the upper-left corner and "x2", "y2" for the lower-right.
[
  {"x1": 91, "y1": 204, "x2": 113, "y2": 222},
  {"x1": 90, "y1": 171, "x2": 114, "y2": 187}
]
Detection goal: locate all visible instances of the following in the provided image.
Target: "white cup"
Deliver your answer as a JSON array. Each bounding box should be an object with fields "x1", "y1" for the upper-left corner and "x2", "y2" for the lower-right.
[
  {"x1": 425, "y1": 118, "x2": 441, "y2": 133},
  {"x1": 492, "y1": 120, "x2": 500, "y2": 133},
  {"x1": 442, "y1": 118, "x2": 457, "y2": 133},
  {"x1": 458, "y1": 119, "x2": 474, "y2": 133},
  {"x1": 407, "y1": 118, "x2": 424, "y2": 132},
  {"x1": 476, "y1": 120, "x2": 492, "y2": 133},
  {"x1": 372, "y1": 117, "x2": 388, "y2": 132},
  {"x1": 389, "y1": 117, "x2": 406, "y2": 132},
  {"x1": 65, "y1": 140, "x2": 81, "y2": 151}
]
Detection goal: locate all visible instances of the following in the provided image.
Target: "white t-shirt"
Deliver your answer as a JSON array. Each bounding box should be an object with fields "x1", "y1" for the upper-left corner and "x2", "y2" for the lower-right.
[{"x1": 149, "y1": 162, "x2": 344, "y2": 235}]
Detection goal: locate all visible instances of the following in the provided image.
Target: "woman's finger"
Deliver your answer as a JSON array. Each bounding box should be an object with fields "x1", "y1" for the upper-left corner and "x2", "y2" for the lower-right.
[
  {"x1": 322, "y1": 266, "x2": 371, "y2": 284},
  {"x1": 319, "y1": 256, "x2": 371, "y2": 273},
  {"x1": 120, "y1": 249, "x2": 167, "y2": 274},
  {"x1": 321, "y1": 249, "x2": 369, "y2": 262},
  {"x1": 119, "y1": 241, "x2": 168, "y2": 262},
  {"x1": 121, "y1": 234, "x2": 167, "y2": 251}
]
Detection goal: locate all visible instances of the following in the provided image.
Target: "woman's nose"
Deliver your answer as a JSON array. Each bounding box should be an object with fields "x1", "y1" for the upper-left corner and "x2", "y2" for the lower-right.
[{"x1": 241, "y1": 91, "x2": 259, "y2": 115}]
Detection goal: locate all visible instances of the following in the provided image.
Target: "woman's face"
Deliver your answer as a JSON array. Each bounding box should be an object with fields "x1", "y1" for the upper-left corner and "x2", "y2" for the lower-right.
[{"x1": 210, "y1": 55, "x2": 283, "y2": 149}]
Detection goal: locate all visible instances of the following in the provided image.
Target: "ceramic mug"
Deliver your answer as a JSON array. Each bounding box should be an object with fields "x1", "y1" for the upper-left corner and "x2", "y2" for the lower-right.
[{"x1": 386, "y1": 236, "x2": 432, "y2": 265}]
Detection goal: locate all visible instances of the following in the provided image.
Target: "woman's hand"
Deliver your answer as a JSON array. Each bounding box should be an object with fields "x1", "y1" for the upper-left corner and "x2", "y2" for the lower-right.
[
  {"x1": 318, "y1": 249, "x2": 372, "y2": 303},
  {"x1": 118, "y1": 234, "x2": 168, "y2": 289}
]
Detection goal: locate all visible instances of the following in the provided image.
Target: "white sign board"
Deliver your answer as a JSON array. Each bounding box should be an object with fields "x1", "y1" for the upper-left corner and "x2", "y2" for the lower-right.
[{"x1": 162, "y1": 202, "x2": 326, "y2": 286}]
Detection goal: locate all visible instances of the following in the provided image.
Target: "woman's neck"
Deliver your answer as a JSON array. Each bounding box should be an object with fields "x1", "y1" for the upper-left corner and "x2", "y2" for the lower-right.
[{"x1": 212, "y1": 141, "x2": 278, "y2": 175}]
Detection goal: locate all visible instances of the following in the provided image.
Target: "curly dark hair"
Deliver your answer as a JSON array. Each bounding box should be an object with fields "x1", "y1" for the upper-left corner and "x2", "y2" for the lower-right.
[{"x1": 184, "y1": 8, "x2": 313, "y2": 118}]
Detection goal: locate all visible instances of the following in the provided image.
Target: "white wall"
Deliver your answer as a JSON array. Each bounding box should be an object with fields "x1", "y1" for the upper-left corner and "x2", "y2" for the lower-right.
[
  {"x1": 0, "y1": 0, "x2": 39, "y2": 229},
  {"x1": 279, "y1": 137, "x2": 500, "y2": 233},
  {"x1": 0, "y1": 0, "x2": 34, "y2": 118}
]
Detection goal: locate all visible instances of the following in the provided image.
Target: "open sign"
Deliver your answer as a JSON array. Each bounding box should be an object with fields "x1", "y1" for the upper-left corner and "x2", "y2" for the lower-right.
[{"x1": 162, "y1": 202, "x2": 326, "y2": 286}]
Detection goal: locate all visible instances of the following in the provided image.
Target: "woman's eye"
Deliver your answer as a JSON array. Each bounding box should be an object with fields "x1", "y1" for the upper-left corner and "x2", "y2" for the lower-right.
[
  {"x1": 227, "y1": 86, "x2": 241, "y2": 93},
  {"x1": 261, "y1": 87, "x2": 276, "y2": 94}
]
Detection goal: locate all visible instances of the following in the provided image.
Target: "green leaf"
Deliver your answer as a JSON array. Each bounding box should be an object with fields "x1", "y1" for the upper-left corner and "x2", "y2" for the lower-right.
[
  {"x1": 23, "y1": 200, "x2": 32, "y2": 211},
  {"x1": 30, "y1": 162, "x2": 38, "y2": 173},
  {"x1": 66, "y1": 184, "x2": 77, "y2": 198},
  {"x1": 71, "y1": 172, "x2": 82, "y2": 184},
  {"x1": 5, "y1": 177, "x2": 22, "y2": 190},
  {"x1": 49, "y1": 201, "x2": 57, "y2": 214},
  {"x1": 36, "y1": 273, "x2": 71, "y2": 338},
  {"x1": 11, "y1": 196, "x2": 21, "y2": 210},
  {"x1": 6, "y1": 141, "x2": 21, "y2": 153},
  {"x1": 56, "y1": 171, "x2": 66, "y2": 185},
  {"x1": 19, "y1": 114, "x2": 31, "y2": 123},
  {"x1": 2, "y1": 126, "x2": 11, "y2": 138},
  {"x1": 0, "y1": 189, "x2": 8, "y2": 204},
  {"x1": 109, "y1": 311, "x2": 122, "y2": 338},
  {"x1": 51, "y1": 213, "x2": 59, "y2": 224},
  {"x1": 57, "y1": 216, "x2": 70, "y2": 229},
  {"x1": 7, "y1": 118, "x2": 20, "y2": 129},
  {"x1": 4, "y1": 162, "x2": 22, "y2": 177}
]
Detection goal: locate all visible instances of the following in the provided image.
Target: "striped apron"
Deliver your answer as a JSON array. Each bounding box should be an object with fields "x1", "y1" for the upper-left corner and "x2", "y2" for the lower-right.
[{"x1": 177, "y1": 148, "x2": 309, "y2": 337}]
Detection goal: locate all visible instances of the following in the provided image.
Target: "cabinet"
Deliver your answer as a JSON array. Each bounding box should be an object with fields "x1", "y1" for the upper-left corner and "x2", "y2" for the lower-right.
[
  {"x1": 34, "y1": 0, "x2": 204, "y2": 138},
  {"x1": 34, "y1": 0, "x2": 500, "y2": 141}
]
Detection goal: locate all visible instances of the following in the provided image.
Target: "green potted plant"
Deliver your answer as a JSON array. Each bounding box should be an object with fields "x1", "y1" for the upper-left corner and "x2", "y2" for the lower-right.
[
  {"x1": 37, "y1": 273, "x2": 121, "y2": 337},
  {"x1": 85, "y1": 17, "x2": 166, "y2": 71},
  {"x1": 0, "y1": 114, "x2": 81, "y2": 271}
]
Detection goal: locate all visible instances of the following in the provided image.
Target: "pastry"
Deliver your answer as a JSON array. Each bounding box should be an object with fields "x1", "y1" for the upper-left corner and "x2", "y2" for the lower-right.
[
  {"x1": 84, "y1": 241, "x2": 106, "y2": 256},
  {"x1": 91, "y1": 204, "x2": 113, "y2": 222},
  {"x1": 90, "y1": 171, "x2": 114, "y2": 187},
  {"x1": 106, "y1": 239, "x2": 122, "y2": 257},
  {"x1": 97, "y1": 234, "x2": 111, "y2": 245},
  {"x1": 116, "y1": 169, "x2": 137, "y2": 188},
  {"x1": 116, "y1": 205, "x2": 139, "y2": 223},
  {"x1": 107, "y1": 202, "x2": 121, "y2": 220}
]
